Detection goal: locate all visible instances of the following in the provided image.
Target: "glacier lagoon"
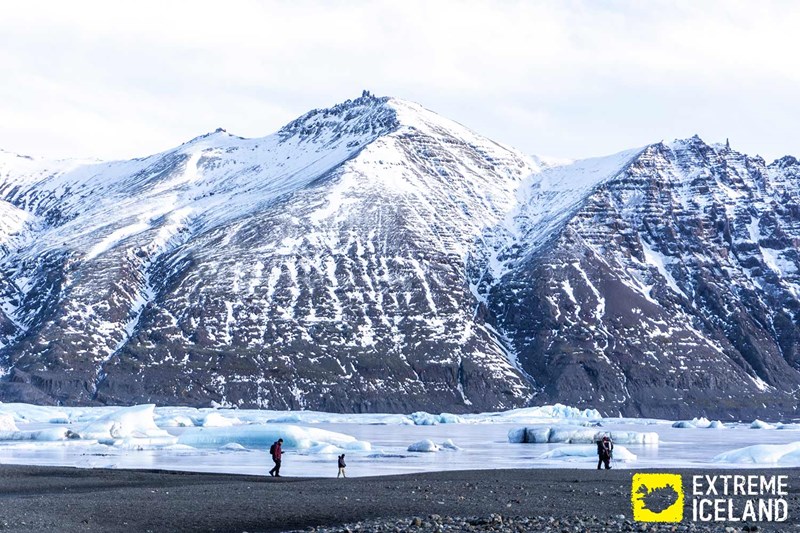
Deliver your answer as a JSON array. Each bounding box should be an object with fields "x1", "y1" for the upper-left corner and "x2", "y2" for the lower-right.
[{"x1": 0, "y1": 403, "x2": 798, "y2": 477}]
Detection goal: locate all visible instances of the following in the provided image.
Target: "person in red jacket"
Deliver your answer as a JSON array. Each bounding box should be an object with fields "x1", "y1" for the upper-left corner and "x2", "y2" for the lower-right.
[{"x1": 269, "y1": 438, "x2": 284, "y2": 477}]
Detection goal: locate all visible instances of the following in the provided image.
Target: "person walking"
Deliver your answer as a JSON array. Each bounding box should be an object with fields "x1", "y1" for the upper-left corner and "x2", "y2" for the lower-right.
[
  {"x1": 596, "y1": 435, "x2": 613, "y2": 470},
  {"x1": 269, "y1": 438, "x2": 284, "y2": 477},
  {"x1": 337, "y1": 454, "x2": 347, "y2": 478}
]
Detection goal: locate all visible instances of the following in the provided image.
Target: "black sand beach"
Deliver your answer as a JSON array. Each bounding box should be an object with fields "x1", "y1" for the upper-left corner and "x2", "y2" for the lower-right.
[{"x1": 0, "y1": 465, "x2": 797, "y2": 532}]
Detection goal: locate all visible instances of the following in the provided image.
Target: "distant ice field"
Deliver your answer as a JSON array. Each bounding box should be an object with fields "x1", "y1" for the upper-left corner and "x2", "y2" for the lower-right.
[{"x1": 0, "y1": 403, "x2": 798, "y2": 477}]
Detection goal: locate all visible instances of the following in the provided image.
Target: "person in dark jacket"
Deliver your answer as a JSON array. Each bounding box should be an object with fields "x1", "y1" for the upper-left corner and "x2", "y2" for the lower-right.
[
  {"x1": 337, "y1": 453, "x2": 346, "y2": 478},
  {"x1": 596, "y1": 435, "x2": 613, "y2": 470},
  {"x1": 269, "y1": 438, "x2": 284, "y2": 477}
]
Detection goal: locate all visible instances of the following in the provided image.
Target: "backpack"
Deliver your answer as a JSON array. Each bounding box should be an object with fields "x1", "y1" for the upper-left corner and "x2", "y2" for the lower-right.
[{"x1": 270, "y1": 443, "x2": 277, "y2": 456}]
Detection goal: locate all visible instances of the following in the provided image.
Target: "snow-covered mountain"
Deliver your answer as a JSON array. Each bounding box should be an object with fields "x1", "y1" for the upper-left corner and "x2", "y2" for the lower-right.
[
  {"x1": 1, "y1": 94, "x2": 799, "y2": 418},
  {"x1": 480, "y1": 137, "x2": 800, "y2": 418},
  {"x1": 0, "y1": 94, "x2": 539, "y2": 411}
]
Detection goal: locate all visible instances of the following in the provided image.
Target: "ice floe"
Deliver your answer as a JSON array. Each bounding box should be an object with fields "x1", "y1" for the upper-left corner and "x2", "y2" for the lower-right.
[
  {"x1": 539, "y1": 445, "x2": 637, "y2": 462},
  {"x1": 507, "y1": 425, "x2": 658, "y2": 444},
  {"x1": 672, "y1": 417, "x2": 725, "y2": 429},
  {"x1": 177, "y1": 423, "x2": 371, "y2": 452},
  {"x1": 713, "y1": 442, "x2": 800, "y2": 465},
  {"x1": 76, "y1": 404, "x2": 174, "y2": 443},
  {"x1": 407, "y1": 439, "x2": 461, "y2": 452}
]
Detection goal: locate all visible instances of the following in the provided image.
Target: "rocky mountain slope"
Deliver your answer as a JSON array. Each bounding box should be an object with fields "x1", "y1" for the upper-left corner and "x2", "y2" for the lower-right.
[
  {"x1": 1, "y1": 94, "x2": 799, "y2": 418},
  {"x1": 479, "y1": 138, "x2": 800, "y2": 418},
  {"x1": 0, "y1": 94, "x2": 538, "y2": 412}
]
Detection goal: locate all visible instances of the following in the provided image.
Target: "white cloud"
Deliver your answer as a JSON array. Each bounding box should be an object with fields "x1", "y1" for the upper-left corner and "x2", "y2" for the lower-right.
[{"x1": 0, "y1": 0, "x2": 798, "y2": 161}]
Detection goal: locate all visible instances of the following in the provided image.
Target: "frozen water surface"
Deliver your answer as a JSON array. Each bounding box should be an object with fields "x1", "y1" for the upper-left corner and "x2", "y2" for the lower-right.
[{"x1": 0, "y1": 403, "x2": 798, "y2": 477}]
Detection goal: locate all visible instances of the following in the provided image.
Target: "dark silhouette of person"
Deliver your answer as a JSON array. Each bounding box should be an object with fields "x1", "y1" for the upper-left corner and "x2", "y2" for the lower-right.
[
  {"x1": 337, "y1": 453, "x2": 347, "y2": 478},
  {"x1": 596, "y1": 435, "x2": 613, "y2": 470},
  {"x1": 269, "y1": 438, "x2": 284, "y2": 477}
]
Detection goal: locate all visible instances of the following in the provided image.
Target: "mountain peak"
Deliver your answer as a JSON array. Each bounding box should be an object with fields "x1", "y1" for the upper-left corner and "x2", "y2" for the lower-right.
[
  {"x1": 771, "y1": 155, "x2": 799, "y2": 169},
  {"x1": 277, "y1": 92, "x2": 398, "y2": 144}
]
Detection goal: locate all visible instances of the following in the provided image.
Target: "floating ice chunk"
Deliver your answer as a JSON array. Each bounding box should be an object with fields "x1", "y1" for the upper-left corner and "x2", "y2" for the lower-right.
[
  {"x1": 0, "y1": 413, "x2": 19, "y2": 432},
  {"x1": 750, "y1": 419, "x2": 775, "y2": 429},
  {"x1": 507, "y1": 428, "x2": 527, "y2": 443},
  {"x1": 162, "y1": 444, "x2": 197, "y2": 453},
  {"x1": 0, "y1": 427, "x2": 74, "y2": 441},
  {"x1": 480, "y1": 404, "x2": 601, "y2": 424},
  {"x1": 440, "y1": 439, "x2": 461, "y2": 450},
  {"x1": 549, "y1": 426, "x2": 598, "y2": 443},
  {"x1": 221, "y1": 443, "x2": 249, "y2": 451},
  {"x1": 508, "y1": 425, "x2": 657, "y2": 444},
  {"x1": 407, "y1": 439, "x2": 440, "y2": 452},
  {"x1": 406, "y1": 439, "x2": 460, "y2": 452},
  {"x1": 342, "y1": 440, "x2": 372, "y2": 451},
  {"x1": 306, "y1": 444, "x2": 342, "y2": 455},
  {"x1": 156, "y1": 415, "x2": 196, "y2": 427},
  {"x1": 201, "y1": 412, "x2": 241, "y2": 427},
  {"x1": 267, "y1": 414, "x2": 303, "y2": 423},
  {"x1": 713, "y1": 442, "x2": 800, "y2": 464},
  {"x1": 539, "y1": 445, "x2": 637, "y2": 462},
  {"x1": 409, "y1": 412, "x2": 464, "y2": 425},
  {"x1": 708, "y1": 420, "x2": 726, "y2": 429},
  {"x1": 112, "y1": 436, "x2": 181, "y2": 450},
  {"x1": 177, "y1": 423, "x2": 370, "y2": 451},
  {"x1": 438, "y1": 413, "x2": 464, "y2": 424},
  {"x1": 76, "y1": 404, "x2": 174, "y2": 442},
  {"x1": 672, "y1": 417, "x2": 712, "y2": 429},
  {"x1": 0, "y1": 403, "x2": 70, "y2": 424}
]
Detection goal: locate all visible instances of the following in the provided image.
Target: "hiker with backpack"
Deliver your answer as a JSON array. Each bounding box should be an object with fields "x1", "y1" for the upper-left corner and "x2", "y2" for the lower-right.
[
  {"x1": 596, "y1": 435, "x2": 613, "y2": 470},
  {"x1": 337, "y1": 453, "x2": 346, "y2": 478},
  {"x1": 269, "y1": 438, "x2": 284, "y2": 477}
]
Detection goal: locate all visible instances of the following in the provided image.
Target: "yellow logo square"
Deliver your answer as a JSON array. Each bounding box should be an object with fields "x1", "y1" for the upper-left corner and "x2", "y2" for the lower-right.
[{"x1": 632, "y1": 473, "x2": 684, "y2": 522}]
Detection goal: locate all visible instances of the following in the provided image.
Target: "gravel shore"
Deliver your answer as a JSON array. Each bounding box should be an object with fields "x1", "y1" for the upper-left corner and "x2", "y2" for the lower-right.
[{"x1": 0, "y1": 465, "x2": 796, "y2": 532}]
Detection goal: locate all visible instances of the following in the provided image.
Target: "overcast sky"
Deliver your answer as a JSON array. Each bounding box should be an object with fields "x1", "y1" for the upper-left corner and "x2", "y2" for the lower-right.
[{"x1": 1, "y1": 1, "x2": 799, "y2": 162}]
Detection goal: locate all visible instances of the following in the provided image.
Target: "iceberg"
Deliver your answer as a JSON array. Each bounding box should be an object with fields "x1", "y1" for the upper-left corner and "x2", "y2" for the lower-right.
[
  {"x1": 0, "y1": 427, "x2": 75, "y2": 442},
  {"x1": 155, "y1": 414, "x2": 196, "y2": 427},
  {"x1": 407, "y1": 439, "x2": 440, "y2": 452},
  {"x1": 76, "y1": 404, "x2": 175, "y2": 443},
  {"x1": 508, "y1": 425, "x2": 658, "y2": 444},
  {"x1": 672, "y1": 417, "x2": 713, "y2": 428},
  {"x1": 409, "y1": 412, "x2": 464, "y2": 425},
  {"x1": 176, "y1": 423, "x2": 371, "y2": 451},
  {"x1": 407, "y1": 439, "x2": 461, "y2": 452},
  {"x1": 0, "y1": 413, "x2": 19, "y2": 432},
  {"x1": 0, "y1": 403, "x2": 71, "y2": 424},
  {"x1": 713, "y1": 442, "x2": 800, "y2": 464},
  {"x1": 200, "y1": 412, "x2": 241, "y2": 427},
  {"x1": 471, "y1": 404, "x2": 601, "y2": 424},
  {"x1": 539, "y1": 444, "x2": 637, "y2": 462},
  {"x1": 750, "y1": 419, "x2": 775, "y2": 429}
]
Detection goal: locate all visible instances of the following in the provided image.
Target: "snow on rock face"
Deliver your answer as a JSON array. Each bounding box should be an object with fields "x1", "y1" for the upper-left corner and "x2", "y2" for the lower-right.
[
  {"x1": 2, "y1": 94, "x2": 800, "y2": 419},
  {"x1": 0, "y1": 93, "x2": 538, "y2": 413},
  {"x1": 483, "y1": 138, "x2": 800, "y2": 419}
]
